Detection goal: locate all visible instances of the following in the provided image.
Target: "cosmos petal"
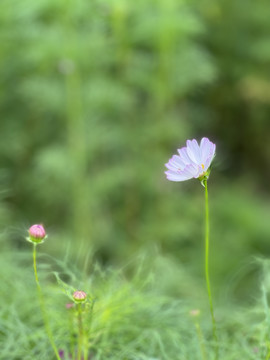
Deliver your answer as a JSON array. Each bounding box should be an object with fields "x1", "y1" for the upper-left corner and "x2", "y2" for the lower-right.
[
  {"x1": 200, "y1": 138, "x2": 216, "y2": 164},
  {"x1": 165, "y1": 155, "x2": 186, "y2": 172},
  {"x1": 170, "y1": 155, "x2": 187, "y2": 169},
  {"x1": 204, "y1": 152, "x2": 215, "y2": 171},
  {"x1": 186, "y1": 139, "x2": 201, "y2": 164},
  {"x1": 183, "y1": 163, "x2": 200, "y2": 178},
  {"x1": 177, "y1": 147, "x2": 193, "y2": 165},
  {"x1": 165, "y1": 170, "x2": 193, "y2": 181}
]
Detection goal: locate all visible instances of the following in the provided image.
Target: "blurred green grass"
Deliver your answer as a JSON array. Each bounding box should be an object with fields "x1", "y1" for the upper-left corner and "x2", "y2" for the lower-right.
[{"x1": 1, "y1": 245, "x2": 270, "y2": 359}]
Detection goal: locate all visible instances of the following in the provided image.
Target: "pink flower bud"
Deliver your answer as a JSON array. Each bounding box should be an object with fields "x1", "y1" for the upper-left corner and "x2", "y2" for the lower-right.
[
  {"x1": 27, "y1": 224, "x2": 47, "y2": 244},
  {"x1": 73, "y1": 290, "x2": 87, "y2": 302}
]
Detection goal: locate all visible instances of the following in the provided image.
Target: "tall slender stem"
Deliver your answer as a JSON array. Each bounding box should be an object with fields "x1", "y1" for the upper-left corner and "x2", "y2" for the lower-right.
[
  {"x1": 33, "y1": 244, "x2": 61, "y2": 360},
  {"x1": 204, "y1": 180, "x2": 218, "y2": 359},
  {"x1": 77, "y1": 303, "x2": 85, "y2": 360}
]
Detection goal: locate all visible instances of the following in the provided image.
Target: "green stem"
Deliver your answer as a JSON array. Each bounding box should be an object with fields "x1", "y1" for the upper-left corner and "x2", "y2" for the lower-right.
[
  {"x1": 33, "y1": 244, "x2": 61, "y2": 360},
  {"x1": 77, "y1": 303, "x2": 86, "y2": 360},
  {"x1": 204, "y1": 180, "x2": 219, "y2": 359}
]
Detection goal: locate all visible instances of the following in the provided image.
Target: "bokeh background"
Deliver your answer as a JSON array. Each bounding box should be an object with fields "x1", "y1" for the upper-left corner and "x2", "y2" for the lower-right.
[{"x1": 1, "y1": 0, "x2": 270, "y2": 306}]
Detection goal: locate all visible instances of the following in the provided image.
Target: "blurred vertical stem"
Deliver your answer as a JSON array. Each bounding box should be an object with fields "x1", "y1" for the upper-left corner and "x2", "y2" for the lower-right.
[
  {"x1": 67, "y1": 307, "x2": 76, "y2": 360},
  {"x1": 204, "y1": 180, "x2": 218, "y2": 359},
  {"x1": 155, "y1": 0, "x2": 176, "y2": 112},
  {"x1": 194, "y1": 320, "x2": 207, "y2": 360},
  {"x1": 63, "y1": 2, "x2": 92, "y2": 260},
  {"x1": 111, "y1": 0, "x2": 141, "y2": 239},
  {"x1": 65, "y1": 67, "x2": 89, "y2": 241},
  {"x1": 33, "y1": 244, "x2": 61, "y2": 360},
  {"x1": 111, "y1": 0, "x2": 128, "y2": 64}
]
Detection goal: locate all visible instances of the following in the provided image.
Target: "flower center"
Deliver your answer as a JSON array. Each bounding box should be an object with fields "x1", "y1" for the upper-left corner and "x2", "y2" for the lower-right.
[{"x1": 201, "y1": 164, "x2": 205, "y2": 169}]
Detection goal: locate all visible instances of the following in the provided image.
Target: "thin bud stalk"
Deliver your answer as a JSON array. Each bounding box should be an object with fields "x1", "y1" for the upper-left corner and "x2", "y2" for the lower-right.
[{"x1": 32, "y1": 244, "x2": 61, "y2": 360}]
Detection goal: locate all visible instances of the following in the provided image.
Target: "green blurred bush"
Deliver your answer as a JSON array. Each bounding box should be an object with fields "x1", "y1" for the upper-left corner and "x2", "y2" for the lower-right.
[{"x1": 0, "y1": 0, "x2": 270, "y2": 294}]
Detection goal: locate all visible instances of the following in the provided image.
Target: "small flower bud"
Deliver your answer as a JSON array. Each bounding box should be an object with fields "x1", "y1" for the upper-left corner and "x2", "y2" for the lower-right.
[
  {"x1": 73, "y1": 290, "x2": 87, "y2": 302},
  {"x1": 27, "y1": 224, "x2": 47, "y2": 244}
]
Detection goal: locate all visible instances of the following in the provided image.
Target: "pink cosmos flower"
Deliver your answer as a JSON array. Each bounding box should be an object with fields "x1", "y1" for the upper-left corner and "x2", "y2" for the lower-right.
[{"x1": 165, "y1": 138, "x2": 216, "y2": 182}]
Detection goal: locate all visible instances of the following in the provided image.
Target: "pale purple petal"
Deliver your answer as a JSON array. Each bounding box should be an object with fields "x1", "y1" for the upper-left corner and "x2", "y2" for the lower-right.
[
  {"x1": 204, "y1": 152, "x2": 215, "y2": 171},
  {"x1": 186, "y1": 139, "x2": 201, "y2": 164},
  {"x1": 165, "y1": 155, "x2": 189, "y2": 172},
  {"x1": 183, "y1": 163, "x2": 201, "y2": 178},
  {"x1": 177, "y1": 147, "x2": 193, "y2": 165},
  {"x1": 165, "y1": 162, "x2": 176, "y2": 172},
  {"x1": 170, "y1": 155, "x2": 187, "y2": 169},
  {"x1": 165, "y1": 170, "x2": 192, "y2": 181},
  {"x1": 200, "y1": 138, "x2": 216, "y2": 165},
  {"x1": 209, "y1": 143, "x2": 216, "y2": 162},
  {"x1": 165, "y1": 159, "x2": 176, "y2": 172},
  {"x1": 200, "y1": 138, "x2": 211, "y2": 161}
]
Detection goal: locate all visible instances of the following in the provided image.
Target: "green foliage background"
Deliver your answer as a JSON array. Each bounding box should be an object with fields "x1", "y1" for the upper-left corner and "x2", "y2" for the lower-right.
[{"x1": 1, "y1": 1, "x2": 270, "y2": 357}]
